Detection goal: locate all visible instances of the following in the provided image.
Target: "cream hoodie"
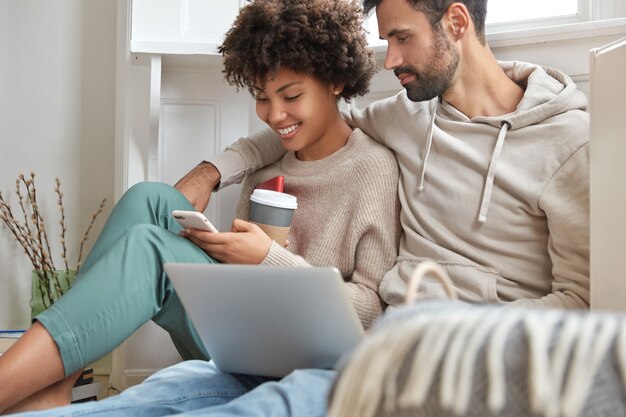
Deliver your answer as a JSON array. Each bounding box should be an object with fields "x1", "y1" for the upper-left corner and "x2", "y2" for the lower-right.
[{"x1": 210, "y1": 61, "x2": 590, "y2": 310}]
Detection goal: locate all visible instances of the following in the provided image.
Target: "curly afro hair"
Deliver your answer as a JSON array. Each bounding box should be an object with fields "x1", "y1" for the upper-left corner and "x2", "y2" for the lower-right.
[{"x1": 218, "y1": 0, "x2": 377, "y2": 101}]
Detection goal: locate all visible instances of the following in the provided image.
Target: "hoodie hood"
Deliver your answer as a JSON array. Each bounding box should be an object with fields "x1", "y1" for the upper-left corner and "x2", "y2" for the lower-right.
[
  {"x1": 417, "y1": 61, "x2": 588, "y2": 222},
  {"x1": 471, "y1": 61, "x2": 588, "y2": 129}
]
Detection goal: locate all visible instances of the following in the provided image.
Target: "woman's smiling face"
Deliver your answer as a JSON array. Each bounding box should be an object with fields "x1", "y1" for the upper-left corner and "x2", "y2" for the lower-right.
[{"x1": 254, "y1": 67, "x2": 344, "y2": 161}]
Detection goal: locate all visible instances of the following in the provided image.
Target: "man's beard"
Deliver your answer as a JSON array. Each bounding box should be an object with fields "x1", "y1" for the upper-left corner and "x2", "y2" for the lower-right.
[{"x1": 395, "y1": 28, "x2": 460, "y2": 102}]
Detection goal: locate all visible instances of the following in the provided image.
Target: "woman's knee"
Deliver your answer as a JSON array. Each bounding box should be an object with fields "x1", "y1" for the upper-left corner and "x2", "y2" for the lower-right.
[
  {"x1": 125, "y1": 223, "x2": 171, "y2": 244},
  {"x1": 114, "y1": 182, "x2": 190, "y2": 224},
  {"x1": 124, "y1": 182, "x2": 175, "y2": 204}
]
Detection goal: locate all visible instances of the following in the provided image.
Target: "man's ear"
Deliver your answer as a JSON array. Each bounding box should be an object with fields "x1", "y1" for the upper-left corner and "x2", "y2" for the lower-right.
[{"x1": 445, "y1": 2, "x2": 470, "y2": 38}]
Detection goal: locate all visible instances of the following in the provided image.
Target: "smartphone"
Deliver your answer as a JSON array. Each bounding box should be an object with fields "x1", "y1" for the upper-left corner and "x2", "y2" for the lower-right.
[{"x1": 172, "y1": 210, "x2": 219, "y2": 233}]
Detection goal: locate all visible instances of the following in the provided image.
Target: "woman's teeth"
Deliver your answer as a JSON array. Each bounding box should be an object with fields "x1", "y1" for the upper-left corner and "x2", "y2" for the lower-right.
[{"x1": 278, "y1": 124, "x2": 299, "y2": 135}]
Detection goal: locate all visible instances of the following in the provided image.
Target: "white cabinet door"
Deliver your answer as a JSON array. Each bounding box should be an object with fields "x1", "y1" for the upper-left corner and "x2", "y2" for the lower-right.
[
  {"x1": 131, "y1": 0, "x2": 244, "y2": 54},
  {"x1": 590, "y1": 37, "x2": 626, "y2": 312}
]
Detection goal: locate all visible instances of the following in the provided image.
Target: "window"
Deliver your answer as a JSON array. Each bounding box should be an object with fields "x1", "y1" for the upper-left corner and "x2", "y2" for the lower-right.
[
  {"x1": 488, "y1": 0, "x2": 578, "y2": 25},
  {"x1": 364, "y1": 0, "x2": 626, "y2": 47},
  {"x1": 486, "y1": 0, "x2": 584, "y2": 31}
]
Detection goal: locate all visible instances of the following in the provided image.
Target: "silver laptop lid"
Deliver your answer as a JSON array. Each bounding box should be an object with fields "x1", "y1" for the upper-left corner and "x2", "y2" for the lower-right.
[{"x1": 165, "y1": 263, "x2": 365, "y2": 377}]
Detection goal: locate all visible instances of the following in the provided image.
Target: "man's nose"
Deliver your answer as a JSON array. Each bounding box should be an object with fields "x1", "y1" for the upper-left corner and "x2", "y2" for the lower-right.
[{"x1": 384, "y1": 45, "x2": 403, "y2": 71}]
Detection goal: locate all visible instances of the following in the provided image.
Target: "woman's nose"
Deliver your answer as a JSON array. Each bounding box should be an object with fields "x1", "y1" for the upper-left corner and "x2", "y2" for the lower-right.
[{"x1": 268, "y1": 104, "x2": 287, "y2": 124}]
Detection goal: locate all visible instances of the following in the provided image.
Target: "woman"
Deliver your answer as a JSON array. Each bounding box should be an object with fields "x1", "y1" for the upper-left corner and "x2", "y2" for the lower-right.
[{"x1": 0, "y1": 0, "x2": 400, "y2": 415}]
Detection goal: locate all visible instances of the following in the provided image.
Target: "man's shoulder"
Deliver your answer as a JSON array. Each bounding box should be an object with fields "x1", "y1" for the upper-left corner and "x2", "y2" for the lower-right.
[
  {"x1": 364, "y1": 90, "x2": 433, "y2": 114},
  {"x1": 349, "y1": 129, "x2": 399, "y2": 179},
  {"x1": 346, "y1": 90, "x2": 432, "y2": 117},
  {"x1": 544, "y1": 108, "x2": 590, "y2": 158},
  {"x1": 351, "y1": 129, "x2": 396, "y2": 159}
]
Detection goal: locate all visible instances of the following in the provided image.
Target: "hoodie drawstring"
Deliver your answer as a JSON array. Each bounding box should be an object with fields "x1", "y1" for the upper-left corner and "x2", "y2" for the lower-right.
[
  {"x1": 418, "y1": 101, "x2": 437, "y2": 192},
  {"x1": 417, "y1": 102, "x2": 510, "y2": 224},
  {"x1": 478, "y1": 122, "x2": 510, "y2": 223}
]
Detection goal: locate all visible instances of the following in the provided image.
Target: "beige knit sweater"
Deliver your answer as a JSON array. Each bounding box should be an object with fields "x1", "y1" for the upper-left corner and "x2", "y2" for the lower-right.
[{"x1": 235, "y1": 129, "x2": 401, "y2": 329}]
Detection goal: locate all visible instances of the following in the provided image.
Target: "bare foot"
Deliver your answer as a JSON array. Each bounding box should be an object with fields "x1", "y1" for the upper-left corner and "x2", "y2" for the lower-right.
[{"x1": 3, "y1": 371, "x2": 81, "y2": 414}]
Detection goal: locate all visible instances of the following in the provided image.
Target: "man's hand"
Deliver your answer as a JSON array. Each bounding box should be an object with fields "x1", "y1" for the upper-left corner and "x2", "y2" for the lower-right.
[
  {"x1": 174, "y1": 162, "x2": 221, "y2": 212},
  {"x1": 180, "y1": 218, "x2": 272, "y2": 264}
]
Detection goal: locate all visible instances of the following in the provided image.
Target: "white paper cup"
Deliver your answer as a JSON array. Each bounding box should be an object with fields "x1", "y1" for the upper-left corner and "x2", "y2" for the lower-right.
[{"x1": 249, "y1": 189, "x2": 297, "y2": 245}]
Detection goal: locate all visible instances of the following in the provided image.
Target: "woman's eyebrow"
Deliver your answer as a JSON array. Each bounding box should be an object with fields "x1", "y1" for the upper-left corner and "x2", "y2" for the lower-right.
[{"x1": 276, "y1": 82, "x2": 303, "y2": 93}]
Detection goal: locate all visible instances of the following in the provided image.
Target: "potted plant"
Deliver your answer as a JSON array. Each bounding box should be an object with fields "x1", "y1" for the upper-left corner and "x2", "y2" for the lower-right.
[
  {"x1": 0, "y1": 173, "x2": 106, "y2": 316},
  {"x1": 0, "y1": 173, "x2": 106, "y2": 402}
]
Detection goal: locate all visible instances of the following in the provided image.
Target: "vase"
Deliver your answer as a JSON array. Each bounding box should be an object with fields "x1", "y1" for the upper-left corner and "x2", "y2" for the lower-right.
[{"x1": 30, "y1": 270, "x2": 77, "y2": 319}]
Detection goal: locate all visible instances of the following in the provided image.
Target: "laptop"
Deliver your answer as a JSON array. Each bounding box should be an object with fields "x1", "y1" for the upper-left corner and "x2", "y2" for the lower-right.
[{"x1": 164, "y1": 263, "x2": 365, "y2": 377}]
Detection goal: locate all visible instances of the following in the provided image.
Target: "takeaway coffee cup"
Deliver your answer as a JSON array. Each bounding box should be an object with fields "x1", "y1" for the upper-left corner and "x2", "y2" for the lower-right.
[{"x1": 249, "y1": 189, "x2": 298, "y2": 246}]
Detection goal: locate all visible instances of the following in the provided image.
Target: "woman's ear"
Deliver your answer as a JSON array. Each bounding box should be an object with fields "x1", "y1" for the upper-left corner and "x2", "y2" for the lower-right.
[{"x1": 332, "y1": 85, "x2": 344, "y2": 97}]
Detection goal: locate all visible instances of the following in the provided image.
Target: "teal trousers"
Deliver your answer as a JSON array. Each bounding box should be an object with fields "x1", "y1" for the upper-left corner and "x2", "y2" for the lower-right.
[{"x1": 37, "y1": 182, "x2": 215, "y2": 375}]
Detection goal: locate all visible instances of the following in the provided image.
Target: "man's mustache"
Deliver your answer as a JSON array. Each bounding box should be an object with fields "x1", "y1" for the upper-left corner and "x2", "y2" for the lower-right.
[{"x1": 394, "y1": 66, "x2": 417, "y2": 78}]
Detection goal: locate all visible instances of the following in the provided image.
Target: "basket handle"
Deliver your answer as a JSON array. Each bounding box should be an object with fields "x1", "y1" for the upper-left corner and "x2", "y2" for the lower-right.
[{"x1": 405, "y1": 261, "x2": 458, "y2": 304}]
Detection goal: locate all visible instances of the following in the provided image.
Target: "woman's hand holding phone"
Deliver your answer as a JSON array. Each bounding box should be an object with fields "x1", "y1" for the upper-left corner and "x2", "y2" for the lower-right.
[
  {"x1": 172, "y1": 210, "x2": 219, "y2": 233},
  {"x1": 174, "y1": 211, "x2": 271, "y2": 264}
]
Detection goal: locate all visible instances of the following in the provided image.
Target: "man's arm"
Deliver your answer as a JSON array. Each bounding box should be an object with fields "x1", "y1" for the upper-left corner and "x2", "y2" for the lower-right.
[
  {"x1": 174, "y1": 161, "x2": 221, "y2": 212},
  {"x1": 186, "y1": 95, "x2": 400, "y2": 202},
  {"x1": 176, "y1": 128, "x2": 287, "y2": 211},
  {"x1": 340, "y1": 92, "x2": 403, "y2": 146},
  {"x1": 207, "y1": 128, "x2": 287, "y2": 189},
  {"x1": 513, "y1": 143, "x2": 590, "y2": 309},
  {"x1": 196, "y1": 96, "x2": 401, "y2": 194}
]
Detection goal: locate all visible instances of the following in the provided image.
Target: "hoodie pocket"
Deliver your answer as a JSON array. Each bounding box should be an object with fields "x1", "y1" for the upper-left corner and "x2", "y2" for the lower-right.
[{"x1": 390, "y1": 257, "x2": 503, "y2": 304}]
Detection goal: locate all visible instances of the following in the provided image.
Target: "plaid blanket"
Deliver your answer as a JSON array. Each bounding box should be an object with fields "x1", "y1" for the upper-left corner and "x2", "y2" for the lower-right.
[{"x1": 328, "y1": 301, "x2": 626, "y2": 417}]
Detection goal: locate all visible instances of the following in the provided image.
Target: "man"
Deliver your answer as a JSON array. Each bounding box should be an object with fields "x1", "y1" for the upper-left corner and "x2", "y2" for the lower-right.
[
  {"x1": 11, "y1": 0, "x2": 589, "y2": 416},
  {"x1": 180, "y1": 0, "x2": 590, "y2": 310}
]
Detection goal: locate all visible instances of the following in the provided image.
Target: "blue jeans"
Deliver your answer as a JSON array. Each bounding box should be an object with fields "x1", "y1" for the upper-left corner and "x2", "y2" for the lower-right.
[{"x1": 14, "y1": 361, "x2": 335, "y2": 417}]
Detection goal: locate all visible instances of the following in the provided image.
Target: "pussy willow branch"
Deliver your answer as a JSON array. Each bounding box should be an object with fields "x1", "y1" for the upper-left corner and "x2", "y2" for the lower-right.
[
  {"x1": 15, "y1": 176, "x2": 36, "y2": 252},
  {"x1": 24, "y1": 179, "x2": 57, "y2": 298},
  {"x1": 26, "y1": 174, "x2": 56, "y2": 273},
  {"x1": 14, "y1": 178, "x2": 48, "y2": 271},
  {"x1": 55, "y1": 178, "x2": 69, "y2": 273},
  {"x1": 0, "y1": 193, "x2": 51, "y2": 307},
  {"x1": 27, "y1": 193, "x2": 49, "y2": 271},
  {"x1": 76, "y1": 198, "x2": 106, "y2": 273},
  {"x1": 27, "y1": 174, "x2": 65, "y2": 298},
  {"x1": 0, "y1": 194, "x2": 40, "y2": 269}
]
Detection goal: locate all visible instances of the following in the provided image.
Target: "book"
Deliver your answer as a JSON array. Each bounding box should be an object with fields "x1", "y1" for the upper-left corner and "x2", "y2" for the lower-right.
[
  {"x1": 0, "y1": 330, "x2": 25, "y2": 355},
  {"x1": 71, "y1": 381, "x2": 101, "y2": 403},
  {"x1": 71, "y1": 368, "x2": 101, "y2": 402}
]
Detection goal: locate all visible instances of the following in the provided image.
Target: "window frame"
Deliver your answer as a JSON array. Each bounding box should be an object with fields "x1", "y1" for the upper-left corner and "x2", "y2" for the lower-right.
[
  {"x1": 365, "y1": 0, "x2": 626, "y2": 49},
  {"x1": 484, "y1": 0, "x2": 622, "y2": 32}
]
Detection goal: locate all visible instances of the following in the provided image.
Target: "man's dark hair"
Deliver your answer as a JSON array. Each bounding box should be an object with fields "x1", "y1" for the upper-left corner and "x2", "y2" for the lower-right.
[
  {"x1": 219, "y1": 0, "x2": 377, "y2": 101},
  {"x1": 363, "y1": 0, "x2": 487, "y2": 45}
]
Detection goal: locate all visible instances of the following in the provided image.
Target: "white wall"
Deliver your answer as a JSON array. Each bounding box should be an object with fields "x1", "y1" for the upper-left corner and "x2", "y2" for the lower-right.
[{"x1": 0, "y1": 0, "x2": 117, "y2": 330}]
